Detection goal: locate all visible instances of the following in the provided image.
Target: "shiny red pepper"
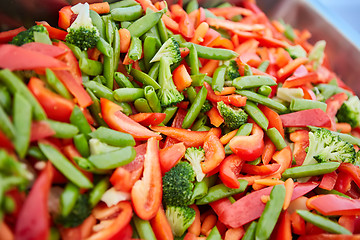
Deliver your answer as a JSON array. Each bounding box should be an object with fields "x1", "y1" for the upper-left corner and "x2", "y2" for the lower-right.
[
  {"x1": 201, "y1": 131, "x2": 225, "y2": 174},
  {"x1": 219, "y1": 154, "x2": 244, "y2": 188}
]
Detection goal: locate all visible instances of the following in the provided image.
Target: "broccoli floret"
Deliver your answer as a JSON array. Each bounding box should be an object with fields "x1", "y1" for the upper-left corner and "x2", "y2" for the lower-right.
[
  {"x1": 55, "y1": 194, "x2": 91, "y2": 227},
  {"x1": 157, "y1": 57, "x2": 184, "y2": 107},
  {"x1": 65, "y1": 3, "x2": 100, "y2": 51},
  {"x1": 184, "y1": 147, "x2": 206, "y2": 182},
  {"x1": 336, "y1": 95, "x2": 360, "y2": 128},
  {"x1": 150, "y1": 37, "x2": 181, "y2": 65},
  {"x1": 303, "y1": 127, "x2": 356, "y2": 166},
  {"x1": 201, "y1": 100, "x2": 212, "y2": 113},
  {"x1": 165, "y1": 205, "x2": 196, "y2": 237},
  {"x1": 162, "y1": 161, "x2": 196, "y2": 206},
  {"x1": 11, "y1": 25, "x2": 48, "y2": 46},
  {"x1": 217, "y1": 101, "x2": 248, "y2": 130},
  {"x1": 224, "y1": 60, "x2": 241, "y2": 81}
]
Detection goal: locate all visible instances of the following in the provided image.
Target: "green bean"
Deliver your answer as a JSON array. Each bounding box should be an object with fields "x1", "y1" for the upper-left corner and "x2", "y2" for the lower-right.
[
  {"x1": 134, "y1": 98, "x2": 153, "y2": 113},
  {"x1": 90, "y1": 10, "x2": 106, "y2": 39},
  {"x1": 114, "y1": 72, "x2": 134, "y2": 88},
  {"x1": 257, "y1": 85, "x2": 272, "y2": 97},
  {"x1": 45, "y1": 120, "x2": 79, "y2": 139},
  {"x1": 211, "y1": 65, "x2": 227, "y2": 92},
  {"x1": 157, "y1": 18, "x2": 168, "y2": 43},
  {"x1": 130, "y1": 68, "x2": 161, "y2": 90},
  {"x1": 60, "y1": 183, "x2": 80, "y2": 217},
  {"x1": 242, "y1": 221, "x2": 257, "y2": 240},
  {"x1": 147, "y1": 62, "x2": 160, "y2": 81},
  {"x1": 297, "y1": 210, "x2": 351, "y2": 234},
  {"x1": 39, "y1": 143, "x2": 93, "y2": 189},
  {"x1": 162, "y1": 106, "x2": 178, "y2": 125},
  {"x1": 186, "y1": 86, "x2": 197, "y2": 103},
  {"x1": 129, "y1": 37, "x2": 143, "y2": 61},
  {"x1": 84, "y1": 81, "x2": 114, "y2": 101},
  {"x1": 282, "y1": 162, "x2": 340, "y2": 179},
  {"x1": 111, "y1": 5, "x2": 143, "y2": 21},
  {"x1": 186, "y1": 0, "x2": 199, "y2": 13},
  {"x1": 88, "y1": 126, "x2": 135, "y2": 147},
  {"x1": 144, "y1": 36, "x2": 161, "y2": 71},
  {"x1": 182, "y1": 86, "x2": 208, "y2": 129},
  {"x1": 127, "y1": 9, "x2": 165, "y2": 38},
  {"x1": 73, "y1": 134, "x2": 90, "y2": 158},
  {"x1": 113, "y1": 88, "x2": 145, "y2": 102},
  {"x1": 103, "y1": 54, "x2": 114, "y2": 90},
  {"x1": 187, "y1": 43, "x2": 200, "y2": 75},
  {"x1": 181, "y1": 42, "x2": 238, "y2": 60},
  {"x1": 224, "y1": 123, "x2": 253, "y2": 154},
  {"x1": 266, "y1": 127, "x2": 287, "y2": 150},
  {"x1": 196, "y1": 179, "x2": 248, "y2": 205},
  {"x1": 132, "y1": 215, "x2": 157, "y2": 240},
  {"x1": 27, "y1": 146, "x2": 47, "y2": 160},
  {"x1": 45, "y1": 69, "x2": 72, "y2": 99},
  {"x1": 144, "y1": 86, "x2": 162, "y2": 113},
  {"x1": 96, "y1": 37, "x2": 113, "y2": 57},
  {"x1": 70, "y1": 105, "x2": 92, "y2": 135},
  {"x1": 0, "y1": 85, "x2": 11, "y2": 114},
  {"x1": 110, "y1": 0, "x2": 138, "y2": 10},
  {"x1": 0, "y1": 104, "x2": 15, "y2": 140},
  {"x1": 243, "y1": 101, "x2": 269, "y2": 130},
  {"x1": 13, "y1": 93, "x2": 32, "y2": 158},
  {"x1": 89, "y1": 177, "x2": 109, "y2": 208},
  {"x1": 256, "y1": 184, "x2": 285, "y2": 240},
  {"x1": 86, "y1": 88, "x2": 108, "y2": 127},
  {"x1": 0, "y1": 69, "x2": 47, "y2": 120},
  {"x1": 112, "y1": 23, "x2": 121, "y2": 73},
  {"x1": 290, "y1": 98, "x2": 327, "y2": 112},
  {"x1": 236, "y1": 90, "x2": 288, "y2": 112},
  {"x1": 257, "y1": 60, "x2": 270, "y2": 72},
  {"x1": 233, "y1": 75, "x2": 276, "y2": 90},
  {"x1": 191, "y1": 115, "x2": 208, "y2": 131},
  {"x1": 119, "y1": 102, "x2": 133, "y2": 115},
  {"x1": 207, "y1": 226, "x2": 221, "y2": 240},
  {"x1": 88, "y1": 146, "x2": 136, "y2": 170}
]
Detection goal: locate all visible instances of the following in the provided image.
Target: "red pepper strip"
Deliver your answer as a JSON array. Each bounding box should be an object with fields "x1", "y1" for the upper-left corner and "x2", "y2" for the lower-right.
[
  {"x1": 201, "y1": 28, "x2": 221, "y2": 46},
  {"x1": 280, "y1": 108, "x2": 332, "y2": 128},
  {"x1": 100, "y1": 98, "x2": 161, "y2": 141},
  {"x1": 208, "y1": 7, "x2": 253, "y2": 18},
  {"x1": 237, "y1": 60, "x2": 277, "y2": 81},
  {"x1": 277, "y1": 57, "x2": 309, "y2": 82},
  {"x1": 261, "y1": 137, "x2": 276, "y2": 165},
  {"x1": 203, "y1": 82, "x2": 247, "y2": 107},
  {"x1": 258, "y1": 105, "x2": 284, "y2": 137},
  {"x1": 129, "y1": 113, "x2": 167, "y2": 126},
  {"x1": 28, "y1": 77, "x2": 74, "y2": 122},
  {"x1": 159, "y1": 142, "x2": 186, "y2": 175},
  {"x1": 36, "y1": 21, "x2": 68, "y2": 41},
  {"x1": 180, "y1": 47, "x2": 190, "y2": 58},
  {"x1": 301, "y1": 86, "x2": 317, "y2": 100},
  {"x1": 150, "y1": 205, "x2": 174, "y2": 240},
  {"x1": 58, "y1": 5, "x2": 73, "y2": 30},
  {"x1": 22, "y1": 42, "x2": 67, "y2": 58},
  {"x1": 206, "y1": 18, "x2": 265, "y2": 31},
  {"x1": 131, "y1": 137, "x2": 162, "y2": 220},
  {"x1": 209, "y1": 37, "x2": 235, "y2": 50},
  {"x1": 217, "y1": 182, "x2": 318, "y2": 228},
  {"x1": 272, "y1": 211, "x2": 292, "y2": 240},
  {"x1": 233, "y1": 30, "x2": 287, "y2": 48},
  {"x1": 307, "y1": 194, "x2": 360, "y2": 216},
  {"x1": 163, "y1": 108, "x2": 187, "y2": 148},
  {"x1": 267, "y1": 146, "x2": 292, "y2": 179},
  {"x1": 283, "y1": 72, "x2": 318, "y2": 88},
  {"x1": 0, "y1": 44, "x2": 69, "y2": 71},
  {"x1": 291, "y1": 212, "x2": 306, "y2": 235},
  {"x1": 15, "y1": 162, "x2": 53, "y2": 240},
  {"x1": 338, "y1": 163, "x2": 360, "y2": 190},
  {"x1": 298, "y1": 234, "x2": 360, "y2": 240},
  {"x1": 30, "y1": 121, "x2": 56, "y2": 142},
  {"x1": 0, "y1": 130, "x2": 14, "y2": 151},
  {"x1": 229, "y1": 123, "x2": 264, "y2": 162},
  {"x1": 110, "y1": 168, "x2": 132, "y2": 192},
  {"x1": 290, "y1": 130, "x2": 309, "y2": 166},
  {"x1": 219, "y1": 154, "x2": 244, "y2": 188},
  {"x1": 334, "y1": 171, "x2": 352, "y2": 193},
  {"x1": 339, "y1": 215, "x2": 360, "y2": 234},
  {"x1": 59, "y1": 215, "x2": 96, "y2": 240},
  {"x1": 87, "y1": 201, "x2": 133, "y2": 240},
  {"x1": 319, "y1": 171, "x2": 338, "y2": 191},
  {"x1": 170, "y1": 4, "x2": 194, "y2": 38},
  {"x1": 326, "y1": 92, "x2": 349, "y2": 131},
  {"x1": 201, "y1": 131, "x2": 225, "y2": 174},
  {"x1": 151, "y1": 126, "x2": 208, "y2": 147},
  {"x1": 0, "y1": 26, "x2": 26, "y2": 43},
  {"x1": 241, "y1": 163, "x2": 280, "y2": 175}
]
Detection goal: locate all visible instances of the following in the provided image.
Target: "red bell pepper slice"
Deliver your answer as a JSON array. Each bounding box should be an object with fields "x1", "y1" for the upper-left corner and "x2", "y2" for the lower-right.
[
  {"x1": 162, "y1": 108, "x2": 187, "y2": 148},
  {"x1": 241, "y1": 163, "x2": 280, "y2": 175},
  {"x1": 229, "y1": 123, "x2": 264, "y2": 162},
  {"x1": 338, "y1": 163, "x2": 360, "y2": 190},
  {"x1": 319, "y1": 171, "x2": 337, "y2": 191},
  {"x1": 15, "y1": 162, "x2": 53, "y2": 240},
  {"x1": 30, "y1": 120, "x2": 56, "y2": 142},
  {"x1": 28, "y1": 77, "x2": 74, "y2": 122},
  {"x1": 339, "y1": 215, "x2": 360, "y2": 234},
  {"x1": 272, "y1": 211, "x2": 292, "y2": 240},
  {"x1": 159, "y1": 142, "x2": 186, "y2": 174},
  {"x1": 307, "y1": 194, "x2": 360, "y2": 216},
  {"x1": 258, "y1": 105, "x2": 284, "y2": 137},
  {"x1": 58, "y1": 5, "x2": 73, "y2": 30},
  {"x1": 204, "y1": 82, "x2": 247, "y2": 107},
  {"x1": 201, "y1": 131, "x2": 225, "y2": 174},
  {"x1": 268, "y1": 146, "x2": 292, "y2": 179},
  {"x1": 170, "y1": 4, "x2": 194, "y2": 39},
  {"x1": 326, "y1": 92, "x2": 349, "y2": 131},
  {"x1": 0, "y1": 44, "x2": 69, "y2": 71},
  {"x1": 290, "y1": 212, "x2": 306, "y2": 235},
  {"x1": 219, "y1": 154, "x2": 244, "y2": 188},
  {"x1": 59, "y1": 215, "x2": 96, "y2": 240},
  {"x1": 150, "y1": 205, "x2": 174, "y2": 240},
  {"x1": 22, "y1": 42, "x2": 67, "y2": 58},
  {"x1": 0, "y1": 130, "x2": 14, "y2": 151},
  {"x1": 0, "y1": 26, "x2": 26, "y2": 43},
  {"x1": 201, "y1": 28, "x2": 221, "y2": 46},
  {"x1": 129, "y1": 113, "x2": 167, "y2": 126},
  {"x1": 131, "y1": 137, "x2": 162, "y2": 220},
  {"x1": 298, "y1": 234, "x2": 360, "y2": 240},
  {"x1": 334, "y1": 171, "x2": 352, "y2": 193},
  {"x1": 283, "y1": 72, "x2": 318, "y2": 88},
  {"x1": 280, "y1": 108, "x2": 332, "y2": 128},
  {"x1": 36, "y1": 21, "x2": 68, "y2": 41},
  {"x1": 100, "y1": 99, "x2": 160, "y2": 141},
  {"x1": 55, "y1": 41, "x2": 82, "y2": 84}
]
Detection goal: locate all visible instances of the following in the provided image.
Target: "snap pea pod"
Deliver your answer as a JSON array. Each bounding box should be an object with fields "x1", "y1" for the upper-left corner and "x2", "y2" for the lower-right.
[
  {"x1": 144, "y1": 86, "x2": 162, "y2": 113},
  {"x1": 255, "y1": 184, "x2": 285, "y2": 240},
  {"x1": 89, "y1": 177, "x2": 109, "y2": 208},
  {"x1": 196, "y1": 179, "x2": 248, "y2": 205},
  {"x1": 242, "y1": 221, "x2": 257, "y2": 240},
  {"x1": 111, "y1": 5, "x2": 143, "y2": 21},
  {"x1": 181, "y1": 42, "x2": 238, "y2": 60},
  {"x1": 186, "y1": 86, "x2": 197, "y2": 103},
  {"x1": 39, "y1": 143, "x2": 93, "y2": 189},
  {"x1": 129, "y1": 37, "x2": 142, "y2": 61},
  {"x1": 257, "y1": 85, "x2": 272, "y2": 97},
  {"x1": 13, "y1": 93, "x2": 32, "y2": 158},
  {"x1": 207, "y1": 226, "x2": 222, "y2": 240},
  {"x1": 157, "y1": 18, "x2": 168, "y2": 44},
  {"x1": 243, "y1": 101, "x2": 269, "y2": 130},
  {"x1": 45, "y1": 69, "x2": 72, "y2": 99},
  {"x1": 0, "y1": 104, "x2": 15, "y2": 140},
  {"x1": 232, "y1": 75, "x2": 276, "y2": 90},
  {"x1": 60, "y1": 183, "x2": 80, "y2": 217},
  {"x1": 236, "y1": 90, "x2": 288, "y2": 113},
  {"x1": 86, "y1": 88, "x2": 108, "y2": 127},
  {"x1": 191, "y1": 175, "x2": 217, "y2": 201},
  {"x1": 187, "y1": 43, "x2": 200, "y2": 75},
  {"x1": 290, "y1": 98, "x2": 327, "y2": 112},
  {"x1": 127, "y1": 9, "x2": 165, "y2": 38},
  {"x1": 244, "y1": 64, "x2": 253, "y2": 76},
  {"x1": 45, "y1": 120, "x2": 79, "y2": 139},
  {"x1": 257, "y1": 60, "x2": 270, "y2": 72},
  {"x1": 148, "y1": 61, "x2": 160, "y2": 81},
  {"x1": 186, "y1": 0, "x2": 199, "y2": 13},
  {"x1": 162, "y1": 106, "x2": 178, "y2": 125},
  {"x1": 73, "y1": 156, "x2": 107, "y2": 174},
  {"x1": 266, "y1": 127, "x2": 287, "y2": 150},
  {"x1": 132, "y1": 215, "x2": 157, "y2": 240},
  {"x1": 134, "y1": 98, "x2": 153, "y2": 113},
  {"x1": 103, "y1": 53, "x2": 114, "y2": 90},
  {"x1": 70, "y1": 105, "x2": 92, "y2": 136},
  {"x1": 0, "y1": 85, "x2": 11, "y2": 113},
  {"x1": 88, "y1": 146, "x2": 136, "y2": 170},
  {"x1": 79, "y1": 57, "x2": 103, "y2": 76},
  {"x1": 224, "y1": 123, "x2": 253, "y2": 154},
  {"x1": 27, "y1": 146, "x2": 47, "y2": 160},
  {"x1": 103, "y1": 15, "x2": 114, "y2": 45},
  {"x1": 73, "y1": 134, "x2": 90, "y2": 158},
  {"x1": 90, "y1": 10, "x2": 106, "y2": 39},
  {"x1": 143, "y1": 36, "x2": 161, "y2": 71},
  {"x1": 64, "y1": 42, "x2": 88, "y2": 60},
  {"x1": 96, "y1": 37, "x2": 113, "y2": 57},
  {"x1": 109, "y1": 0, "x2": 138, "y2": 10},
  {"x1": 282, "y1": 162, "x2": 340, "y2": 179},
  {"x1": 191, "y1": 114, "x2": 208, "y2": 131},
  {"x1": 112, "y1": 23, "x2": 121, "y2": 73},
  {"x1": 182, "y1": 86, "x2": 208, "y2": 129},
  {"x1": 88, "y1": 126, "x2": 135, "y2": 147},
  {"x1": 113, "y1": 88, "x2": 145, "y2": 102},
  {"x1": 211, "y1": 65, "x2": 227, "y2": 92},
  {"x1": 0, "y1": 69, "x2": 46, "y2": 120},
  {"x1": 118, "y1": 103, "x2": 133, "y2": 116},
  {"x1": 130, "y1": 68, "x2": 161, "y2": 90},
  {"x1": 114, "y1": 72, "x2": 134, "y2": 88},
  {"x1": 297, "y1": 210, "x2": 351, "y2": 234},
  {"x1": 84, "y1": 81, "x2": 114, "y2": 101}
]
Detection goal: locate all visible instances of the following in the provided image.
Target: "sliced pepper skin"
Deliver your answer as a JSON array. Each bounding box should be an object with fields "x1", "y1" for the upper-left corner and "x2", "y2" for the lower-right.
[{"x1": 202, "y1": 131, "x2": 225, "y2": 174}]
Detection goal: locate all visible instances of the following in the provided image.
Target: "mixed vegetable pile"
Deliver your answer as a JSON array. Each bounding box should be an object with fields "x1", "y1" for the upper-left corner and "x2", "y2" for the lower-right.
[{"x1": 1, "y1": 0, "x2": 360, "y2": 239}]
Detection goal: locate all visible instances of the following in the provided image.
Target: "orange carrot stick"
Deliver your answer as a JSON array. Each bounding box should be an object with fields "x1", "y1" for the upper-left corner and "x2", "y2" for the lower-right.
[
  {"x1": 173, "y1": 64, "x2": 192, "y2": 92},
  {"x1": 253, "y1": 178, "x2": 284, "y2": 186},
  {"x1": 206, "y1": 107, "x2": 224, "y2": 128},
  {"x1": 89, "y1": 2, "x2": 110, "y2": 14},
  {"x1": 224, "y1": 227, "x2": 245, "y2": 240},
  {"x1": 200, "y1": 60, "x2": 219, "y2": 77},
  {"x1": 335, "y1": 122, "x2": 352, "y2": 134},
  {"x1": 201, "y1": 214, "x2": 217, "y2": 236},
  {"x1": 277, "y1": 57, "x2": 308, "y2": 81},
  {"x1": 119, "y1": 28, "x2": 131, "y2": 53},
  {"x1": 188, "y1": 205, "x2": 201, "y2": 236},
  {"x1": 215, "y1": 87, "x2": 236, "y2": 96},
  {"x1": 283, "y1": 178, "x2": 294, "y2": 210},
  {"x1": 191, "y1": 22, "x2": 209, "y2": 44},
  {"x1": 220, "y1": 129, "x2": 238, "y2": 145}
]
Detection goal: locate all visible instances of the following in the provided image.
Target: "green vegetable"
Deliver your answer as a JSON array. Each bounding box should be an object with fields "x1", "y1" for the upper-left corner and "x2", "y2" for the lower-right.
[
  {"x1": 224, "y1": 60, "x2": 241, "y2": 81},
  {"x1": 224, "y1": 123, "x2": 253, "y2": 154},
  {"x1": 165, "y1": 205, "x2": 196, "y2": 237},
  {"x1": 286, "y1": 45, "x2": 307, "y2": 59},
  {"x1": 111, "y1": 5, "x2": 143, "y2": 21},
  {"x1": 266, "y1": 127, "x2": 287, "y2": 150},
  {"x1": 181, "y1": 42, "x2": 238, "y2": 61},
  {"x1": 88, "y1": 146, "x2": 136, "y2": 170},
  {"x1": 150, "y1": 37, "x2": 181, "y2": 65},
  {"x1": 88, "y1": 127, "x2": 135, "y2": 147},
  {"x1": 207, "y1": 226, "x2": 222, "y2": 240},
  {"x1": 184, "y1": 147, "x2": 206, "y2": 182},
  {"x1": 182, "y1": 86, "x2": 208, "y2": 129},
  {"x1": 232, "y1": 75, "x2": 276, "y2": 90},
  {"x1": 60, "y1": 183, "x2": 80, "y2": 217},
  {"x1": 211, "y1": 65, "x2": 227, "y2": 92},
  {"x1": 336, "y1": 95, "x2": 360, "y2": 128},
  {"x1": 132, "y1": 214, "x2": 157, "y2": 240},
  {"x1": 11, "y1": 25, "x2": 48, "y2": 46},
  {"x1": 217, "y1": 101, "x2": 248, "y2": 131},
  {"x1": 308, "y1": 40, "x2": 326, "y2": 70},
  {"x1": 282, "y1": 162, "x2": 340, "y2": 179}
]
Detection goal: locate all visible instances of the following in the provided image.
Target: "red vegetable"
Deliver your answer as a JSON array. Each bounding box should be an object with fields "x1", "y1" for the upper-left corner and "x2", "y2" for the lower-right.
[
  {"x1": 129, "y1": 112, "x2": 167, "y2": 126},
  {"x1": 36, "y1": 21, "x2": 68, "y2": 41},
  {"x1": 0, "y1": 26, "x2": 26, "y2": 43},
  {"x1": 21, "y1": 42, "x2": 67, "y2": 58},
  {"x1": 30, "y1": 121, "x2": 56, "y2": 142},
  {"x1": 307, "y1": 194, "x2": 360, "y2": 216},
  {"x1": 219, "y1": 154, "x2": 244, "y2": 188},
  {"x1": 202, "y1": 131, "x2": 225, "y2": 174},
  {"x1": 159, "y1": 142, "x2": 186, "y2": 174},
  {"x1": 280, "y1": 108, "x2": 332, "y2": 128}
]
